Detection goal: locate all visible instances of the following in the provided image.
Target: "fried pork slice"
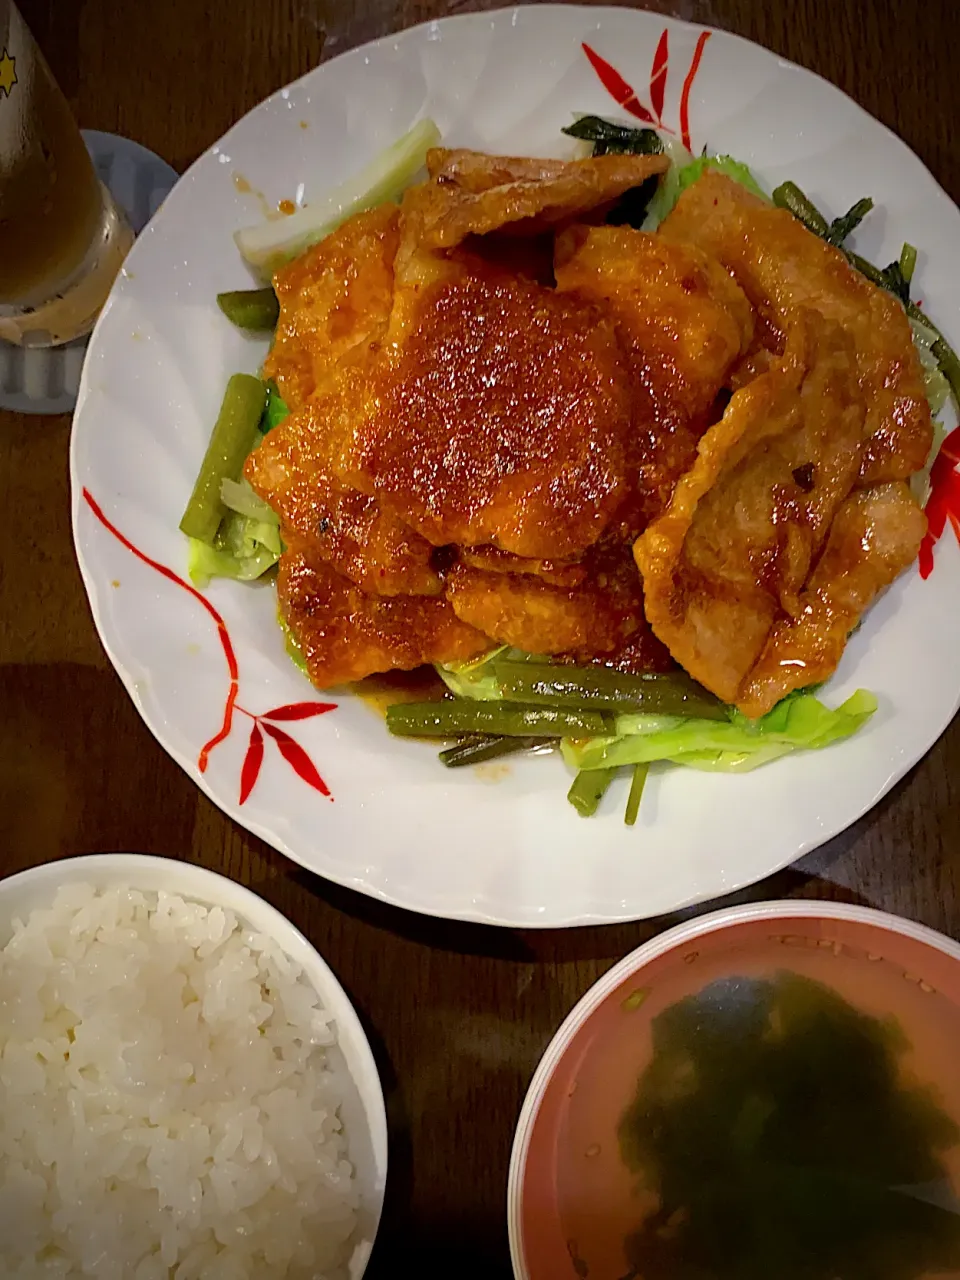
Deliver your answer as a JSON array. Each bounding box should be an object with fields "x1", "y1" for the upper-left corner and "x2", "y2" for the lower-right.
[
  {"x1": 340, "y1": 250, "x2": 634, "y2": 560},
  {"x1": 458, "y1": 546, "x2": 588, "y2": 589},
  {"x1": 659, "y1": 172, "x2": 932, "y2": 484},
  {"x1": 555, "y1": 224, "x2": 754, "y2": 524},
  {"x1": 555, "y1": 225, "x2": 754, "y2": 420},
  {"x1": 263, "y1": 204, "x2": 400, "y2": 409},
  {"x1": 634, "y1": 314, "x2": 866, "y2": 710},
  {"x1": 246, "y1": 394, "x2": 443, "y2": 597},
  {"x1": 254, "y1": 205, "x2": 437, "y2": 596},
  {"x1": 445, "y1": 547, "x2": 646, "y2": 658},
  {"x1": 579, "y1": 627, "x2": 675, "y2": 676},
  {"x1": 737, "y1": 483, "x2": 926, "y2": 717},
  {"x1": 278, "y1": 549, "x2": 489, "y2": 688},
  {"x1": 407, "y1": 148, "x2": 669, "y2": 249}
]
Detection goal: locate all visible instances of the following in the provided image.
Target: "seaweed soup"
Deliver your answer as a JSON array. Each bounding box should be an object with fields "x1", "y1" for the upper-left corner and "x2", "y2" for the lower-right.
[{"x1": 554, "y1": 933, "x2": 960, "y2": 1280}]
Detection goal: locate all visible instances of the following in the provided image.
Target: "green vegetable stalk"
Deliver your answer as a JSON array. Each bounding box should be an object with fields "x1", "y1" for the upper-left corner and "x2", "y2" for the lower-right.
[
  {"x1": 493, "y1": 659, "x2": 726, "y2": 719},
  {"x1": 234, "y1": 118, "x2": 441, "y2": 275},
  {"x1": 567, "y1": 767, "x2": 618, "y2": 817},
  {"x1": 216, "y1": 287, "x2": 280, "y2": 331},
  {"x1": 179, "y1": 373, "x2": 267, "y2": 544},
  {"x1": 439, "y1": 735, "x2": 551, "y2": 767},
  {"x1": 386, "y1": 701, "x2": 609, "y2": 740},
  {"x1": 624, "y1": 763, "x2": 649, "y2": 826}
]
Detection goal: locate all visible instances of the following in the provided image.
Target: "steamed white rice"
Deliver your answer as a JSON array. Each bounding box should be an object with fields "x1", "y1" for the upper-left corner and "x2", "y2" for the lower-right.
[{"x1": 0, "y1": 883, "x2": 359, "y2": 1279}]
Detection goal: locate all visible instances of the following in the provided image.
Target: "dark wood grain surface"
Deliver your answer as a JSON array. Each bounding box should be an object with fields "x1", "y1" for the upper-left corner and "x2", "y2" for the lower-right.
[{"x1": 4, "y1": 1, "x2": 960, "y2": 1272}]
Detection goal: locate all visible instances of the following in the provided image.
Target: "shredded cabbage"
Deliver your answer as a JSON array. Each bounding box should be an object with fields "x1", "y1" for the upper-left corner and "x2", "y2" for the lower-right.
[
  {"x1": 910, "y1": 316, "x2": 951, "y2": 417},
  {"x1": 437, "y1": 664, "x2": 502, "y2": 702},
  {"x1": 188, "y1": 510, "x2": 281, "y2": 587},
  {"x1": 220, "y1": 476, "x2": 280, "y2": 525},
  {"x1": 908, "y1": 317, "x2": 952, "y2": 502},
  {"x1": 437, "y1": 647, "x2": 510, "y2": 701},
  {"x1": 561, "y1": 689, "x2": 877, "y2": 773},
  {"x1": 640, "y1": 135, "x2": 694, "y2": 228},
  {"x1": 678, "y1": 154, "x2": 768, "y2": 201}
]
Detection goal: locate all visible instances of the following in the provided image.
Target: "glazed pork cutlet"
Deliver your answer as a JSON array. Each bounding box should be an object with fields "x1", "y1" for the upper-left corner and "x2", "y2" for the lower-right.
[
  {"x1": 250, "y1": 200, "x2": 445, "y2": 598},
  {"x1": 737, "y1": 482, "x2": 927, "y2": 717},
  {"x1": 278, "y1": 546, "x2": 488, "y2": 688},
  {"x1": 456, "y1": 546, "x2": 588, "y2": 590},
  {"x1": 635, "y1": 308, "x2": 926, "y2": 716},
  {"x1": 414, "y1": 146, "x2": 670, "y2": 246},
  {"x1": 659, "y1": 171, "x2": 932, "y2": 484},
  {"x1": 434, "y1": 205, "x2": 754, "y2": 661},
  {"x1": 263, "y1": 203, "x2": 400, "y2": 410},
  {"x1": 336, "y1": 150, "x2": 670, "y2": 561},
  {"x1": 246, "y1": 388, "x2": 444, "y2": 598},
  {"x1": 251, "y1": 149, "x2": 673, "y2": 686},
  {"x1": 632, "y1": 172, "x2": 933, "y2": 717},
  {"x1": 340, "y1": 247, "x2": 633, "y2": 560},
  {"x1": 445, "y1": 545, "x2": 649, "y2": 659},
  {"x1": 555, "y1": 223, "x2": 754, "y2": 529}
]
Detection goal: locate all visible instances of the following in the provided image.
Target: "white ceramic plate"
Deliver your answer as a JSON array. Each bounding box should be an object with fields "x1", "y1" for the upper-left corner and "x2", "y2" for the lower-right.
[
  {"x1": 71, "y1": 4, "x2": 960, "y2": 928},
  {"x1": 0, "y1": 853, "x2": 387, "y2": 1275}
]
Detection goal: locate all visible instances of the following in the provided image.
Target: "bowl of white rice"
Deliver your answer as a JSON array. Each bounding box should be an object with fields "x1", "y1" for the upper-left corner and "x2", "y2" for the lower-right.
[{"x1": 0, "y1": 853, "x2": 387, "y2": 1279}]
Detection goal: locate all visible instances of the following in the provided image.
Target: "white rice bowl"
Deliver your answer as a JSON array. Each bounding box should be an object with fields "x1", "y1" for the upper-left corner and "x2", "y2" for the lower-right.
[{"x1": 0, "y1": 881, "x2": 365, "y2": 1279}]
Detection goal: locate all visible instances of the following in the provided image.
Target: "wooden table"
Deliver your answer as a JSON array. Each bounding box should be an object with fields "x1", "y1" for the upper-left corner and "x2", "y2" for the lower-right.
[{"x1": 5, "y1": 0, "x2": 960, "y2": 1272}]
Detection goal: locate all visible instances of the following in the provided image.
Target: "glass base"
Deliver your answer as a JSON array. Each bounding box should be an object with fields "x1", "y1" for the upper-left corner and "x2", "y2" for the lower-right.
[
  {"x1": 0, "y1": 192, "x2": 134, "y2": 347},
  {"x1": 0, "y1": 131, "x2": 178, "y2": 414}
]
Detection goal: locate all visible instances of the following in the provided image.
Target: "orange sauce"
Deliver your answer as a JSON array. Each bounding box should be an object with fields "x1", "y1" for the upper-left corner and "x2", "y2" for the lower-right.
[
  {"x1": 277, "y1": 198, "x2": 296, "y2": 216},
  {"x1": 232, "y1": 172, "x2": 277, "y2": 221},
  {"x1": 353, "y1": 666, "x2": 447, "y2": 719}
]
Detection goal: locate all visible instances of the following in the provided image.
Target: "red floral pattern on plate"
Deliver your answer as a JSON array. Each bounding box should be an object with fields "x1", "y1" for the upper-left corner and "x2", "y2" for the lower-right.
[
  {"x1": 581, "y1": 27, "x2": 712, "y2": 148},
  {"x1": 81, "y1": 488, "x2": 336, "y2": 805},
  {"x1": 920, "y1": 426, "x2": 960, "y2": 578}
]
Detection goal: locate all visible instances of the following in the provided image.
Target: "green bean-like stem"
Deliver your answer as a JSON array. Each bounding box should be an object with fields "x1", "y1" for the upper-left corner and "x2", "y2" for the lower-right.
[
  {"x1": 772, "y1": 182, "x2": 829, "y2": 237},
  {"x1": 216, "y1": 288, "x2": 280, "y2": 331},
  {"x1": 826, "y1": 197, "x2": 874, "y2": 247},
  {"x1": 932, "y1": 339, "x2": 960, "y2": 407},
  {"x1": 439, "y1": 735, "x2": 551, "y2": 767},
  {"x1": 900, "y1": 242, "x2": 918, "y2": 284},
  {"x1": 493, "y1": 660, "x2": 727, "y2": 720},
  {"x1": 844, "y1": 249, "x2": 889, "y2": 289},
  {"x1": 883, "y1": 261, "x2": 910, "y2": 305},
  {"x1": 624, "y1": 763, "x2": 649, "y2": 826},
  {"x1": 568, "y1": 768, "x2": 618, "y2": 817},
  {"x1": 386, "y1": 700, "x2": 609, "y2": 739},
  {"x1": 901, "y1": 304, "x2": 960, "y2": 409},
  {"x1": 179, "y1": 374, "x2": 267, "y2": 544}
]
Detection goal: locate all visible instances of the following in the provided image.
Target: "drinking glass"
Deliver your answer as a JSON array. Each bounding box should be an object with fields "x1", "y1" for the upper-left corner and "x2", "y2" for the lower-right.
[{"x1": 0, "y1": 1, "x2": 133, "y2": 347}]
